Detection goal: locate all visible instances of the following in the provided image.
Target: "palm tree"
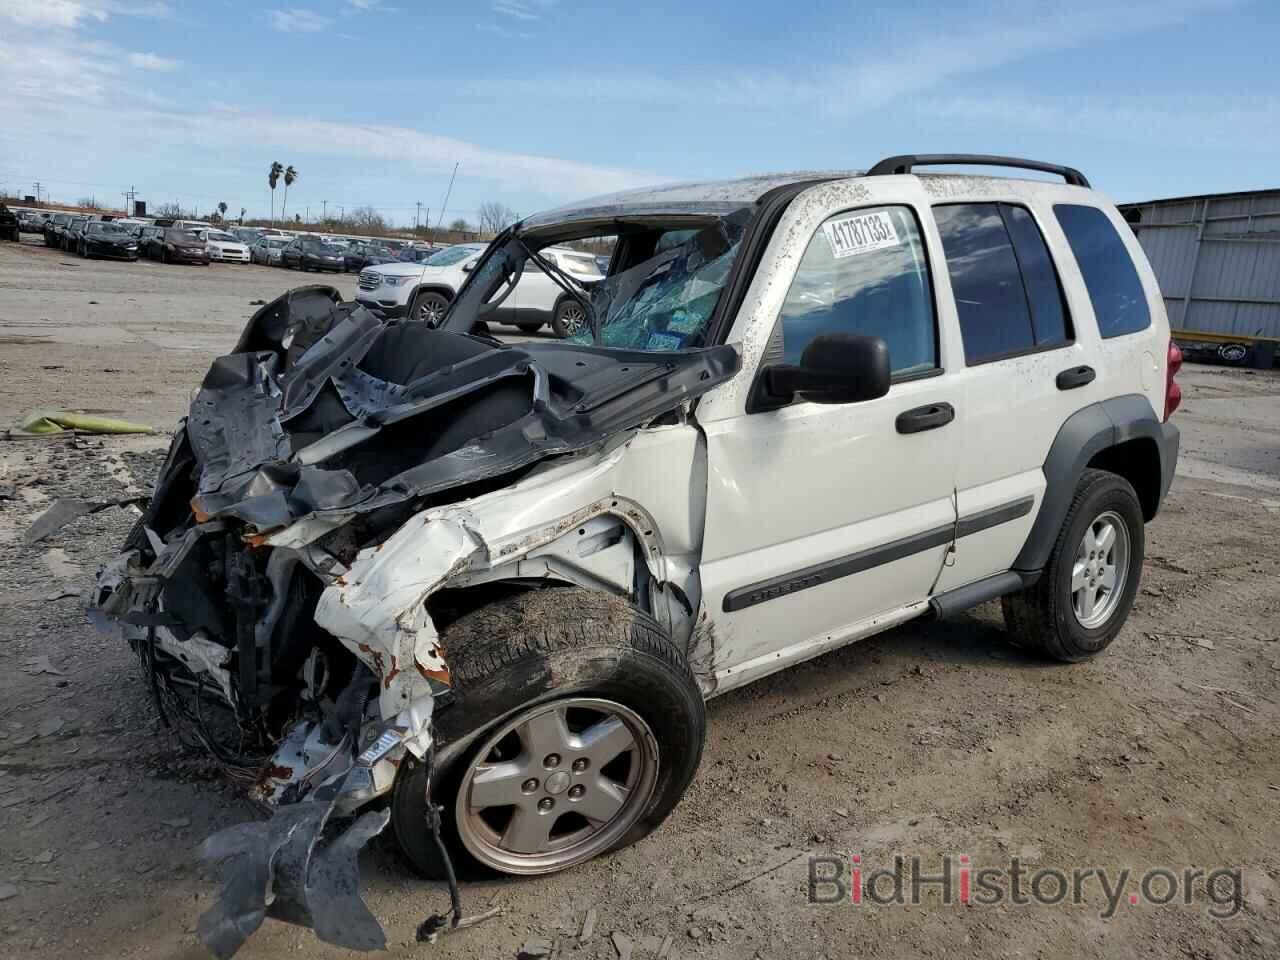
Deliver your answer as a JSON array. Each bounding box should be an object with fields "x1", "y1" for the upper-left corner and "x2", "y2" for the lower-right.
[
  {"x1": 239, "y1": 207, "x2": 246, "y2": 224},
  {"x1": 268, "y1": 161, "x2": 283, "y2": 225},
  {"x1": 217, "y1": 201, "x2": 228, "y2": 221},
  {"x1": 282, "y1": 165, "x2": 298, "y2": 222}
]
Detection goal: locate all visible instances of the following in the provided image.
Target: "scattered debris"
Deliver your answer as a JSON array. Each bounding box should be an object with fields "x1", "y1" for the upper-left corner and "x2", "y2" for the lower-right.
[
  {"x1": 611, "y1": 930, "x2": 634, "y2": 960},
  {"x1": 161, "y1": 817, "x2": 191, "y2": 828},
  {"x1": 45, "y1": 586, "x2": 81, "y2": 602},
  {"x1": 82, "y1": 841, "x2": 102, "y2": 851},
  {"x1": 19, "y1": 410, "x2": 153, "y2": 435},
  {"x1": 0, "y1": 489, "x2": 16, "y2": 501},
  {"x1": 657, "y1": 934, "x2": 674, "y2": 958},
  {"x1": 835, "y1": 806, "x2": 850, "y2": 818},
  {"x1": 827, "y1": 752, "x2": 844, "y2": 761},
  {"x1": 249, "y1": 299, "x2": 267, "y2": 305},
  {"x1": 0, "y1": 883, "x2": 17, "y2": 901},
  {"x1": 22, "y1": 655, "x2": 65, "y2": 676},
  {"x1": 36, "y1": 717, "x2": 65, "y2": 737},
  {"x1": 517, "y1": 937, "x2": 553, "y2": 958},
  {"x1": 688, "y1": 926, "x2": 703, "y2": 940},
  {"x1": 579, "y1": 907, "x2": 597, "y2": 943},
  {"x1": 32, "y1": 850, "x2": 54, "y2": 865},
  {"x1": 24, "y1": 496, "x2": 147, "y2": 543}
]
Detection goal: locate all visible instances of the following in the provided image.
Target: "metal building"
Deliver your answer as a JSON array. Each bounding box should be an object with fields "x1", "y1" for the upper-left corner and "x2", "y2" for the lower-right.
[{"x1": 1120, "y1": 189, "x2": 1280, "y2": 352}]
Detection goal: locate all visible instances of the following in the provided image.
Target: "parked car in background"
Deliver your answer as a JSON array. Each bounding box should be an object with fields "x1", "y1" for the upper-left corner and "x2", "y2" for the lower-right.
[
  {"x1": 197, "y1": 229, "x2": 251, "y2": 263},
  {"x1": 281, "y1": 237, "x2": 344, "y2": 272},
  {"x1": 146, "y1": 227, "x2": 211, "y2": 264},
  {"x1": 397, "y1": 245, "x2": 439, "y2": 263},
  {"x1": 78, "y1": 221, "x2": 140, "y2": 260},
  {"x1": 43, "y1": 213, "x2": 72, "y2": 247},
  {"x1": 18, "y1": 211, "x2": 46, "y2": 234},
  {"x1": 62, "y1": 215, "x2": 90, "y2": 251},
  {"x1": 173, "y1": 219, "x2": 214, "y2": 233},
  {"x1": 355, "y1": 241, "x2": 601, "y2": 334},
  {"x1": 251, "y1": 236, "x2": 291, "y2": 266},
  {"x1": 343, "y1": 241, "x2": 397, "y2": 272}
]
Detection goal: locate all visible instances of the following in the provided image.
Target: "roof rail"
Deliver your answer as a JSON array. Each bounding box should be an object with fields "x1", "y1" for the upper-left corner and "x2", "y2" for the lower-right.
[{"x1": 866, "y1": 154, "x2": 1090, "y2": 189}]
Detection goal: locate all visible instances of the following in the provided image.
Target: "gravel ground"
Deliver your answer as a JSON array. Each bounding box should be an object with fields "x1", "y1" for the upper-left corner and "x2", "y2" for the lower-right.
[{"x1": 0, "y1": 236, "x2": 1278, "y2": 960}]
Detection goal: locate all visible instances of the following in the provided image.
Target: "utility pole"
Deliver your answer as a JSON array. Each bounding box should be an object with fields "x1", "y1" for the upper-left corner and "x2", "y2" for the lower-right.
[
  {"x1": 415, "y1": 200, "x2": 422, "y2": 231},
  {"x1": 435, "y1": 162, "x2": 459, "y2": 231},
  {"x1": 306, "y1": 205, "x2": 310, "y2": 224},
  {"x1": 322, "y1": 199, "x2": 328, "y2": 223},
  {"x1": 32, "y1": 181, "x2": 43, "y2": 205}
]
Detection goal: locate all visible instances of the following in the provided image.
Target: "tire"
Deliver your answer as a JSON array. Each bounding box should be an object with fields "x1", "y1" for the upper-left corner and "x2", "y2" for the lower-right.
[
  {"x1": 1002, "y1": 468, "x2": 1145, "y2": 662},
  {"x1": 409, "y1": 290, "x2": 451, "y2": 327},
  {"x1": 550, "y1": 298, "x2": 587, "y2": 338},
  {"x1": 391, "y1": 588, "x2": 705, "y2": 880},
  {"x1": 517, "y1": 323, "x2": 543, "y2": 334},
  {"x1": 161, "y1": 247, "x2": 169, "y2": 264}
]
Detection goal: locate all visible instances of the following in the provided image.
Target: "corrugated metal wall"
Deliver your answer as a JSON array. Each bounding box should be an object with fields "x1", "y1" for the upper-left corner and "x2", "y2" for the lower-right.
[{"x1": 1120, "y1": 189, "x2": 1280, "y2": 338}]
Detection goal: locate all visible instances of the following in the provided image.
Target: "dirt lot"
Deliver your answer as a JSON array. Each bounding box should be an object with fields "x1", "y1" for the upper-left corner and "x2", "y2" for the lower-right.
[{"x1": 1, "y1": 236, "x2": 1277, "y2": 959}]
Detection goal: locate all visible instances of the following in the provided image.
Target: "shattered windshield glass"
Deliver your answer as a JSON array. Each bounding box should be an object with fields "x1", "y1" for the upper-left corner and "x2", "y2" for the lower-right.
[{"x1": 567, "y1": 216, "x2": 746, "y2": 352}]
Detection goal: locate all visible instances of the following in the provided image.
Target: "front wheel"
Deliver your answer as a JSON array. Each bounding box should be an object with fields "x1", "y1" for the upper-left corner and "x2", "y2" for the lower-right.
[
  {"x1": 410, "y1": 290, "x2": 451, "y2": 327},
  {"x1": 1002, "y1": 469, "x2": 1145, "y2": 661},
  {"x1": 391, "y1": 588, "x2": 705, "y2": 879},
  {"x1": 550, "y1": 298, "x2": 587, "y2": 338}
]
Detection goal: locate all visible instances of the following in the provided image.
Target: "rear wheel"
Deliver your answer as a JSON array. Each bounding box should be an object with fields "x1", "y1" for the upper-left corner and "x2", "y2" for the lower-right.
[
  {"x1": 391, "y1": 588, "x2": 704, "y2": 879},
  {"x1": 1002, "y1": 469, "x2": 1145, "y2": 661},
  {"x1": 551, "y1": 298, "x2": 587, "y2": 338}
]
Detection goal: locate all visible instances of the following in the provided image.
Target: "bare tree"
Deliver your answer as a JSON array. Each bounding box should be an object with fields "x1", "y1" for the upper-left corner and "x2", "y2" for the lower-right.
[
  {"x1": 477, "y1": 201, "x2": 517, "y2": 233},
  {"x1": 348, "y1": 206, "x2": 387, "y2": 231}
]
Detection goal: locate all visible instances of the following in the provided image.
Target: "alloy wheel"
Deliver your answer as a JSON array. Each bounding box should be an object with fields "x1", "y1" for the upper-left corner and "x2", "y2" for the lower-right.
[
  {"x1": 1071, "y1": 510, "x2": 1130, "y2": 628},
  {"x1": 455, "y1": 697, "x2": 659, "y2": 875}
]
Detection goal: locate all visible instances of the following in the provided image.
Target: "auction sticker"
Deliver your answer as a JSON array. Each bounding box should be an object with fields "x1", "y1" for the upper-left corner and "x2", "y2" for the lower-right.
[{"x1": 822, "y1": 210, "x2": 899, "y2": 259}]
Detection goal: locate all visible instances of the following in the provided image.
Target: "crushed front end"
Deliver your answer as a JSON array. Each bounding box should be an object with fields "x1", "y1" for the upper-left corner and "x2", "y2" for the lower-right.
[{"x1": 89, "y1": 272, "x2": 739, "y2": 955}]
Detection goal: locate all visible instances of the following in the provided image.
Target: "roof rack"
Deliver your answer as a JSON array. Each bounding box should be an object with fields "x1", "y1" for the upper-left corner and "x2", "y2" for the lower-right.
[{"x1": 866, "y1": 154, "x2": 1090, "y2": 189}]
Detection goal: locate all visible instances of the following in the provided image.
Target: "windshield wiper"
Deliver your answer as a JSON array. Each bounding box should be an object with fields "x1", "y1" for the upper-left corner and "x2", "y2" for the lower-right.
[{"x1": 514, "y1": 237, "x2": 597, "y2": 340}]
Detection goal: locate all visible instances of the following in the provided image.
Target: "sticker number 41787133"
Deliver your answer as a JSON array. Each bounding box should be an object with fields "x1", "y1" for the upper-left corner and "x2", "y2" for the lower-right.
[{"x1": 821, "y1": 210, "x2": 899, "y2": 259}]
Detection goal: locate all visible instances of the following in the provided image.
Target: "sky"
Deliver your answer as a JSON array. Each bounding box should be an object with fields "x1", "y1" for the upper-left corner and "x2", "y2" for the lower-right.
[{"x1": 0, "y1": 0, "x2": 1276, "y2": 226}]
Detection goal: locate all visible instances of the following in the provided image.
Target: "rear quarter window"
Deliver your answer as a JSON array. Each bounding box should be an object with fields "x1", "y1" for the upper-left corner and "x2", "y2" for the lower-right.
[{"x1": 1053, "y1": 204, "x2": 1151, "y2": 339}]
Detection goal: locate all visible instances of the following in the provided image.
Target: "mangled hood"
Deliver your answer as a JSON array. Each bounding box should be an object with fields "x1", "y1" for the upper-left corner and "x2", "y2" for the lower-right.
[{"x1": 187, "y1": 285, "x2": 739, "y2": 533}]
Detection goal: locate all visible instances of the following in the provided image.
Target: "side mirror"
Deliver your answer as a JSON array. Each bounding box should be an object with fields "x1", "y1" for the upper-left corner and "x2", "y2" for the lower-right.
[
  {"x1": 461, "y1": 261, "x2": 474, "y2": 273},
  {"x1": 757, "y1": 333, "x2": 890, "y2": 410}
]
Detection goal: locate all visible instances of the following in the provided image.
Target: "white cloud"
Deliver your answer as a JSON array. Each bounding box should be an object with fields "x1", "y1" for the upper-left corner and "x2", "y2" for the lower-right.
[
  {"x1": 508, "y1": 0, "x2": 1237, "y2": 119},
  {"x1": 491, "y1": 0, "x2": 555, "y2": 22},
  {"x1": 128, "y1": 50, "x2": 177, "y2": 71},
  {"x1": 345, "y1": 0, "x2": 379, "y2": 8},
  {"x1": 0, "y1": 0, "x2": 167, "y2": 28},
  {"x1": 267, "y1": 7, "x2": 330, "y2": 32}
]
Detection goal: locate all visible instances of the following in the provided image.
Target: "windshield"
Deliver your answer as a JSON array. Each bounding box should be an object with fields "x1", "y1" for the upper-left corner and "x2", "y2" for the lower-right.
[
  {"x1": 87, "y1": 222, "x2": 129, "y2": 236},
  {"x1": 566, "y1": 218, "x2": 745, "y2": 351},
  {"x1": 426, "y1": 245, "x2": 480, "y2": 267},
  {"x1": 266, "y1": 238, "x2": 289, "y2": 248},
  {"x1": 208, "y1": 231, "x2": 236, "y2": 242},
  {"x1": 170, "y1": 230, "x2": 199, "y2": 243}
]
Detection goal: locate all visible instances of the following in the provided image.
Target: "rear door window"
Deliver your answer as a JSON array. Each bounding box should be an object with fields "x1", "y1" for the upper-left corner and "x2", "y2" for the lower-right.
[
  {"x1": 777, "y1": 205, "x2": 938, "y2": 377},
  {"x1": 934, "y1": 203, "x2": 1072, "y2": 364},
  {"x1": 1053, "y1": 204, "x2": 1151, "y2": 338}
]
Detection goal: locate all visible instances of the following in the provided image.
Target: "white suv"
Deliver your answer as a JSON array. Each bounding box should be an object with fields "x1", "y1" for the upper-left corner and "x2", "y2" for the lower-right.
[
  {"x1": 355, "y1": 242, "x2": 603, "y2": 335},
  {"x1": 94, "y1": 155, "x2": 1180, "y2": 954}
]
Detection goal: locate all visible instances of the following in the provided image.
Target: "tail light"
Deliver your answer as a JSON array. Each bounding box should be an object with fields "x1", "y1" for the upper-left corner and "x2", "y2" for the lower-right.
[{"x1": 1163, "y1": 339, "x2": 1182, "y2": 421}]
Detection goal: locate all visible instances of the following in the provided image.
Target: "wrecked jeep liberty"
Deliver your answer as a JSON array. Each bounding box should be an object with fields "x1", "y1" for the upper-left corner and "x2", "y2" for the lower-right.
[{"x1": 90, "y1": 155, "x2": 1180, "y2": 954}]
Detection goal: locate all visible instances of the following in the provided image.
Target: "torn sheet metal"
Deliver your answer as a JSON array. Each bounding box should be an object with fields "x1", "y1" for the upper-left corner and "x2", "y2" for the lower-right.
[{"x1": 198, "y1": 795, "x2": 391, "y2": 958}]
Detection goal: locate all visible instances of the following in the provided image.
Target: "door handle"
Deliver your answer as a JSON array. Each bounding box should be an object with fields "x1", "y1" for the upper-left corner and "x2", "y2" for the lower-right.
[
  {"x1": 1056, "y1": 365, "x2": 1096, "y2": 390},
  {"x1": 895, "y1": 402, "x2": 955, "y2": 434}
]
